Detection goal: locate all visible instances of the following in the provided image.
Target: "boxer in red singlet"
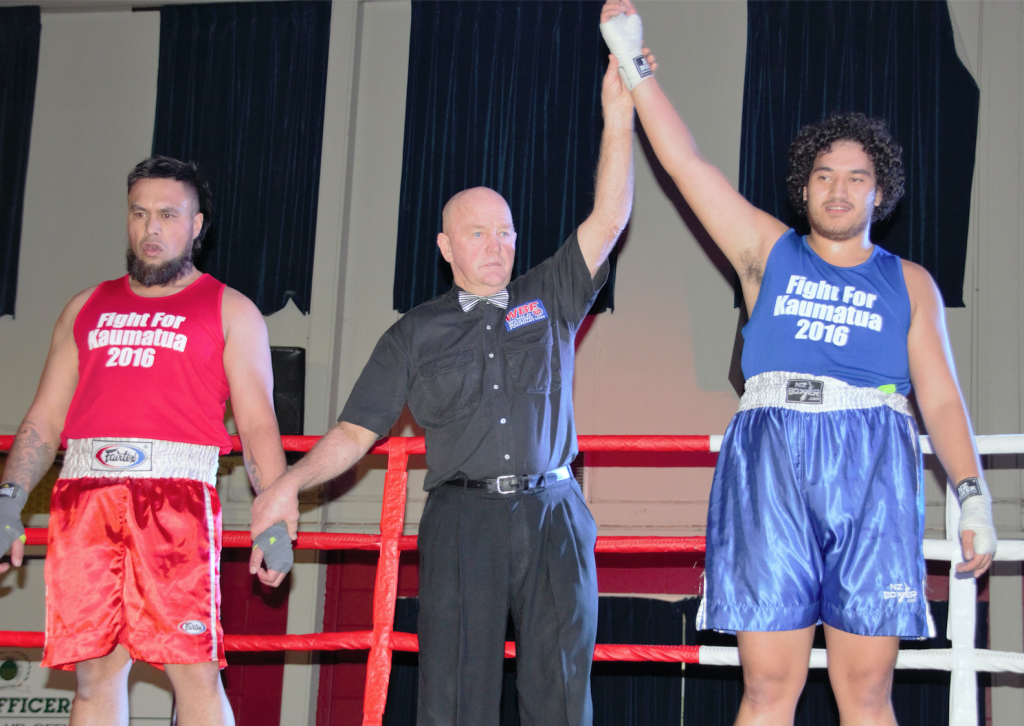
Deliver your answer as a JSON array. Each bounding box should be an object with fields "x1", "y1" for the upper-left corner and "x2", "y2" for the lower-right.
[{"x1": 0, "y1": 157, "x2": 287, "y2": 726}]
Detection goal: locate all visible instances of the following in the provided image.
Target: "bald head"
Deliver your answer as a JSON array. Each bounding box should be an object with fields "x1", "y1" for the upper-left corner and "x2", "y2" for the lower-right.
[
  {"x1": 437, "y1": 187, "x2": 517, "y2": 295},
  {"x1": 442, "y1": 187, "x2": 511, "y2": 238}
]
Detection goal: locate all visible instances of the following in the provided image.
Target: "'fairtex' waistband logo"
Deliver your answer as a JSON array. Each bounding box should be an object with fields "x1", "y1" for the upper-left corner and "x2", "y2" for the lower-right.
[
  {"x1": 786, "y1": 379, "x2": 823, "y2": 404},
  {"x1": 505, "y1": 299, "x2": 548, "y2": 332},
  {"x1": 178, "y1": 620, "x2": 208, "y2": 635},
  {"x1": 90, "y1": 440, "x2": 154, "y2": 471}
]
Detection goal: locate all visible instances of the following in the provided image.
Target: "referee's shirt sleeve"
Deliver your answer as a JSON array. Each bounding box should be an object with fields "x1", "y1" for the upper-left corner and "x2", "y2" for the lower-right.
[
  {"x1": 338, "y1": 325, "x2": 411, "y2": 438},
  {"x1": 552, "y1": 229, "x2": 610, "y2": 328}
]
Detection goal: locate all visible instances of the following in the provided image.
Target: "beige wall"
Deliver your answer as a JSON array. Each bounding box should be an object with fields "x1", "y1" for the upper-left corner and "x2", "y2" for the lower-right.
[
  {"x1": 1, "y1": 0, "x2": 1022, "y2": 723},
  {"x1": 951, "y1": 0, "x2": 1024, "y2": 712},
  {"x1": 0, "y1": 8, "x2": 159, "y2": 434}
]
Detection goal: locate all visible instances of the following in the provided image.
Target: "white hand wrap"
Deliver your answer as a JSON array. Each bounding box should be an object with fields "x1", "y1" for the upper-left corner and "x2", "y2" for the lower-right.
[
  {"x1": 957, "y1": 477, "x2": 997, "y2": 556},
  {"x1": 599, "y1": 13, "x2": 652, "y2": 91}
]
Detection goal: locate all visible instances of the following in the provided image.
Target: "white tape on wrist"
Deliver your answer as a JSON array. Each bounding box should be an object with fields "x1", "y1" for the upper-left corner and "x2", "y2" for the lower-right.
[
  {"x1": 957, "y1": 477, "x2": 997, "y2": 555},
  {"x1": 599, "y1": 13, "x2": 652, "y2": 91}
]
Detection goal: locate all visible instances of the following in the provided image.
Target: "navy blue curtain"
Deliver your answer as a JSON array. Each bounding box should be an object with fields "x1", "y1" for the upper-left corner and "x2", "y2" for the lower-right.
[
  {"x1": 740, "y1": 0, "x2": 978, "y2": 306},
  {"x1": 395, "y1": 0, "x2": 614, "y2": 314},
  {"x1": 0, "y1": 6, "x2": 41, "y2": 318},
  {"x1": 152, "y1": 1, "x2": 331, "y2": 315}
]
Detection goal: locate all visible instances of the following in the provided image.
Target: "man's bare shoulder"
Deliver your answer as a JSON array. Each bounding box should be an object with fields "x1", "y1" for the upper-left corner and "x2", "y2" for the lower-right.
[
  {"x1": 220, "y1": 286, "x2": 267, "y2": 341},
  {"x1": 900, "y1": 258, "x2": 942, "y2": 317},
  {"x1": 59, "y1": 284, "x2": 102, "y2": 324},
  {"x1": 221, "y1": 286, "x2": 262, "y2": 320},
  {"x1": 900, "y1": 258, "x2": 938, "y2": 292}
]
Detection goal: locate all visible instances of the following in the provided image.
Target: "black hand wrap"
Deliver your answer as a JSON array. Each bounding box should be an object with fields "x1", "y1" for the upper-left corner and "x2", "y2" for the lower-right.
[
  {"x1": 956, "y1": 477, "x2": 983, "y2": 503},
  {"x1": 0, "y1": 484, "x2": 27, "y2": 560},
  {"x1": 253, "y1": 521, "x2": 293, "y2": 575}
]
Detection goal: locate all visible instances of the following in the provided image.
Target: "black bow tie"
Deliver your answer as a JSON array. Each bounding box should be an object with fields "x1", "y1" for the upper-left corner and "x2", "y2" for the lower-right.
[{"x1": 458, "y1": 289, "x2": 509, "y2": 312}]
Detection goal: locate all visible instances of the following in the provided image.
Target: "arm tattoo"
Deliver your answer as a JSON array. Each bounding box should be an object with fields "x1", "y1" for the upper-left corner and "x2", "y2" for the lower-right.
[
  {"x1": 244, "y1": 447, "x2": 263, "y2": 494},
  {"x1": 3, "y1": 421, "x2": 57, "y2": 493}
]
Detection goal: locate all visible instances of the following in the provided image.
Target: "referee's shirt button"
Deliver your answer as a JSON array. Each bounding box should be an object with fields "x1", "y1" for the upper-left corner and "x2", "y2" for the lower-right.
[
  {"x1": 489, "y1": 353, "x2": 494, "y2": 358},
  {"x1": 504, "y1": 454, "x2": 510, "y2": 460},
  {"x1": 500, "y1": 418, "x2": 506, "y2": 424},
  {"x1": 486, "y1": 325, "x2": 492, "y2": 330},
  {"x1": 493, "y1": 384, "x2": 499, "y2": 390}
]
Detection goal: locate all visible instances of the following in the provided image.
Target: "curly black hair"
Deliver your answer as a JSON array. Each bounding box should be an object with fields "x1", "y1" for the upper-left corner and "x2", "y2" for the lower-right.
[
  {"x1": 127, "y1": 156, "x2": 214, "y2": 256},
  {"x1": 786, "y1": 112, "x2": 904, "y2": 222}
]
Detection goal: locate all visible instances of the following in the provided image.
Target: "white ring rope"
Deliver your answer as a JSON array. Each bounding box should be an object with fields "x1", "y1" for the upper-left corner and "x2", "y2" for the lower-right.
[
  {"x1": 923, "y1": 539, "x2": 1024, "y2": 561},
  {"x1": 706, "y1": 433, "x2": 1024, "y2": 454},
  {"x1": 693, "y1": 646, "x2": 1024, "y2": 673}
]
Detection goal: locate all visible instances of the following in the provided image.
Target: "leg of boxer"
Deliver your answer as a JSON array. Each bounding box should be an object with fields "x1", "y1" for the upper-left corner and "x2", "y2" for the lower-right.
[
  {"x1": 511, "y1": 479, "x2": 598, "y2": 726},
  {"x1": 44, "y1": 478, "x2": 130, "y2": 669},
  {"x1": 734, "y1": 627, "x2": 814, "y2": 725},
  {"x1": 822, "y1": 625, "x2": 898, "y2": 725},
  {"x1": 806, "y1": 404, "x2": 930, "y2": 639},
  {"x1": 165, "y1": 661, "x2": 234, "y2": 726},
  {"x1": 122, "y1": 473, "x2": 226, "y2": 668},
  {"x1": 417, "y1": 486, "x2": 512, "y2": 726},
  {"x1": 69, "y1": 644, "x2": 132, "y2": 726}
]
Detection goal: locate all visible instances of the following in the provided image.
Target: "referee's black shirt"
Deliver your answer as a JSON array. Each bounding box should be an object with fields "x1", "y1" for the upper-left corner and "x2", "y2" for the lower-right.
[{"x1": 339, "y1": 229, "x2": 609, "y2": 490}]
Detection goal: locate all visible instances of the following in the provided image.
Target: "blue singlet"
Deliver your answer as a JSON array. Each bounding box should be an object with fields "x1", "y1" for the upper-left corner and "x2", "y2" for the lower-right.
[{"x1": 741, "y1": 230, "x2": 912, "y2": 394}]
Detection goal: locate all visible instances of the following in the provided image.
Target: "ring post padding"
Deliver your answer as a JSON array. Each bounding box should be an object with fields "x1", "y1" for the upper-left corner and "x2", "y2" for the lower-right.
[
  {"x1": 946, "y1": 478, "x2": 977, "y2": 726},
  {"x1": 362, "y1": 438, "x2": 410, "y2": 726}
]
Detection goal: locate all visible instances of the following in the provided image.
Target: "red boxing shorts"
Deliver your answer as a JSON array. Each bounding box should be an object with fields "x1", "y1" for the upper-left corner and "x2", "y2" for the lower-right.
[{"x1": 42, "y1": 438, "x2": 225, "y2": 671}]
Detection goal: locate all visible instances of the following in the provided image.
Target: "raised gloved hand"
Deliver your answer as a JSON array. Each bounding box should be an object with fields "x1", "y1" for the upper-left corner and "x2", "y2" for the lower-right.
[
  {"x1": 0, "y1": 484, "x2": 27, "y2": 566},
  {"x1": 600, "y1": 9, "x2": 652, "y2": 91},
  {"x1": 252, "y1": 521, "x2": 293, "y2": 576}
]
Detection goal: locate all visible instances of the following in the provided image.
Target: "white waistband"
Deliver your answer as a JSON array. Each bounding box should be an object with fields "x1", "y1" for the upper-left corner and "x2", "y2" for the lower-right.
[
  {"x1": 61, "y1": 438, "x2": 220, "y2": 486},
  {"x1": 739, "y1": 372, "x2": 911, "y2": 416}
]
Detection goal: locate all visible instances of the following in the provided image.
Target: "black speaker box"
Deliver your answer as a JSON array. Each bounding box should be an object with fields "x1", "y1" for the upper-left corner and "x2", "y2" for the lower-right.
[{"x1": 270, "y1": 346, "x2": 305, "y2": 436}]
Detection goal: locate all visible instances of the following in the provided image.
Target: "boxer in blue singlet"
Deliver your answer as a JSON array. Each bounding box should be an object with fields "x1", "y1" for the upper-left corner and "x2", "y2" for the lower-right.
[{"x1": 600, "y1": 2, "x2": 997, "y2": 724}]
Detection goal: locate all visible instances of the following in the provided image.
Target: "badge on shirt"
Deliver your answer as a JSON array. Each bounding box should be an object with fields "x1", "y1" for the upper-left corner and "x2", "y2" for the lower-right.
[
  {"x1": 91, "y1": 440, "x2": 153, "y2": 471},
  {"x1": 505, "y1": 299, "x2": 548, "y2": 332},
  {"x1": 786, "y1": 379, "x2": 823, "y2": 404}
]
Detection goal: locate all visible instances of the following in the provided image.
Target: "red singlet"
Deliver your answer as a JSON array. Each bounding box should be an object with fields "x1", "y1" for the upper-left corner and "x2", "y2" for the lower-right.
[{"x1": 62, "y1": 274, "x2": 232, "y2": 454}]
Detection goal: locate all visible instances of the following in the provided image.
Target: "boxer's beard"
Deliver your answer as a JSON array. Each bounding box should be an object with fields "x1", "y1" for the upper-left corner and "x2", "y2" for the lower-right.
[
  {"x1": 126, "y1": 242, "x2": 194, "y2": 287},
  {"x1": 806, "y1": 202, "x2": 872, "y2": 243}
]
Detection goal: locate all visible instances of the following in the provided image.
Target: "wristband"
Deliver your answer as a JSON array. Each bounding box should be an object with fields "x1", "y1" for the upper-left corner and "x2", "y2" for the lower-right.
[
  {"x1": 599, "y1": 13, "x2": 652, "y2": 91},
  {"x1": 0, "y1": 484, "x2": 27, "y2": 559},
  {"x1": 956, "y1": 476, "x2": 997, "y2": 556},
  {"x1": 956, "y1": 476, "x2": 982, "y2": 503},
  {"x1": 253, "y1": 521, "x2": 293, "y2": 575}
]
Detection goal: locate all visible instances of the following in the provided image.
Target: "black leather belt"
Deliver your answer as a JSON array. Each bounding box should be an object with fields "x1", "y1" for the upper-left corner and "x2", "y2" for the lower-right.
[{"x1": 443, "y1": 465, "x2": 572, "y2": 494}]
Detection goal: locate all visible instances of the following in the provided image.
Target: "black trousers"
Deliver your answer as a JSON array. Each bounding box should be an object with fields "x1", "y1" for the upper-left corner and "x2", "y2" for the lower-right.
[{"x1": 416, "y1": 478, "x2": 598, "y2": 726}]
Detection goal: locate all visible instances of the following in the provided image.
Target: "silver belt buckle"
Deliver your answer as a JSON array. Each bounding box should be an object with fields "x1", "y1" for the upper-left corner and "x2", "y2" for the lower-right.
[{"x1": 495, "y1": 475, "x2": 520, "y2": 494}]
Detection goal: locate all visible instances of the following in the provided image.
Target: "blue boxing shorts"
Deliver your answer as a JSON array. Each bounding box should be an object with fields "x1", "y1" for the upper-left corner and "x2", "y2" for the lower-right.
[{"x1": 697, "y1": 371, "x2": 935, "y2": 639}]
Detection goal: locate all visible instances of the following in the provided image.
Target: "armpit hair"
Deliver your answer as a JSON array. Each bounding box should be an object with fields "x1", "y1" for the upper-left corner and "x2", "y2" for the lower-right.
[{"x1": 739, "y1": 250, "x2": 762, "y2": 284}]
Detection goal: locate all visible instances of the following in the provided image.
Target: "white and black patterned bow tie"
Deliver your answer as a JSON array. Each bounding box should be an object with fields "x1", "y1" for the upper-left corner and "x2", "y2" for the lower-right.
[{"x1": 458, "y1": 289, "x2": 509, "y2": 312}]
